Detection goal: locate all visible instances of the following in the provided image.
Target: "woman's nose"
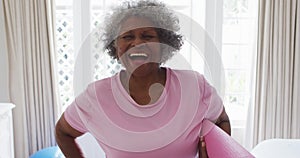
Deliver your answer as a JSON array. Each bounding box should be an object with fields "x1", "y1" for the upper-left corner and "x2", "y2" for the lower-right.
[{"x1": 131, "y1": 37, "x2": 145, "y2": 47}]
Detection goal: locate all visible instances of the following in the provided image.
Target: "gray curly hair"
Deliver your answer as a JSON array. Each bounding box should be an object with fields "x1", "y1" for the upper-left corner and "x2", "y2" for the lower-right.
[{"x1": 101, "y1": 0, "x2": 184, "y2": 63}]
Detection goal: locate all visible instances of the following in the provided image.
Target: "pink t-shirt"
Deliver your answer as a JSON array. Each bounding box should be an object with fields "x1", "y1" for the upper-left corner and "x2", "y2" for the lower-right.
[{"x1": 64, "y1": 68, "x2": 223, "y2": 158}]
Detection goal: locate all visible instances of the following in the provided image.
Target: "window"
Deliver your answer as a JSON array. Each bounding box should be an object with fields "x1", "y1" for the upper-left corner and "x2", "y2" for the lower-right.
[
  {"x1": 55, "y1": 0, "x2": 74, "y2": 110},
  {"x1": 222, "y1": 0, "x2": 258, "y2": 145},
  {"x1": 55, "y1": 0, "x2": 257, "y2": 146}
]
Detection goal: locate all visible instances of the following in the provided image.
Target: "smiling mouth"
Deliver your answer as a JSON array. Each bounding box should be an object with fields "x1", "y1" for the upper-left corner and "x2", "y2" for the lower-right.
[{"x1": 128, "y1": 53, "x2": 149, "y2": 60}]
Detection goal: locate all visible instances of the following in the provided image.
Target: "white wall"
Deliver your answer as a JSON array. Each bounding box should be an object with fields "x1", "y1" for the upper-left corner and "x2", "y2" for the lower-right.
[{"x1": 0, "y1": 0, "x2": 10, "y2": 102}]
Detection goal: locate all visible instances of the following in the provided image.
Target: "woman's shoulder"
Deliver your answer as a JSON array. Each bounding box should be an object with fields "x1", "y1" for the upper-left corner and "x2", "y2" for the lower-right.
[
  {"x1": 74, "y1": 74, "x2": 118, "y2": 107},
  {"x1": 168, "y1": 68, "x2": 209, "y2": 89},
  {"x1": 168, "y1": 68, "x2": 204, "y2": 79},
  {"x1": 77, "y1": 74, "x2": 118, "y2": 100},
  {"x1": 87, "y1": 73, "x2": 118, "y2": 89}
]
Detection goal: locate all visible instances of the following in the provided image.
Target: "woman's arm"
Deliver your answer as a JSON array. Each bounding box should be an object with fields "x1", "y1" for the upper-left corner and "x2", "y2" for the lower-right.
[
  {"x1": 215, "y1": 107, "x2": 231, "y2": 135},
  {"x1": 55, "y1": 113, "x2": 84, "y2": 158}
]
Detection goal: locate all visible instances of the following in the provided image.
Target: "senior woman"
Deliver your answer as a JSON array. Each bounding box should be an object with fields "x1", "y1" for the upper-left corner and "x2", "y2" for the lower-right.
[{"x1": 55, "y1": 0, "x2": 231, "y2": 158}]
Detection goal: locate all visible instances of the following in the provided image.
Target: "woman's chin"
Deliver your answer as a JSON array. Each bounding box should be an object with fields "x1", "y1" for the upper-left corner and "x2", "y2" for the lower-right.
[{"x1": 126, "y1": 63, "x2": 159, "y2": 77}]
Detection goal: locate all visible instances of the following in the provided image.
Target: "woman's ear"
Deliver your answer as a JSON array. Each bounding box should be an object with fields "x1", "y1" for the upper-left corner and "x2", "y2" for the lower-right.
[{"x1": 113, "y1": 41, "x2": 120, "y2": 61}]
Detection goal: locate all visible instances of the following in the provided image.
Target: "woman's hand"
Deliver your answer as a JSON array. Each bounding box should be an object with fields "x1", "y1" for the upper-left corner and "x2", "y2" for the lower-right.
[{"x1": 199, "y1": 136, "x2": 208, "y2": 158}]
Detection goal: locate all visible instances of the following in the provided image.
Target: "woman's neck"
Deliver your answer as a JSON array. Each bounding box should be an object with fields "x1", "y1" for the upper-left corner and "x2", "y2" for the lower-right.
[
  {"x1": 122, "y1": 67, "x2": 166, "y2": 90},
  {"x1": 120, "y1": 67, "x2": 166, "y2": 105}
]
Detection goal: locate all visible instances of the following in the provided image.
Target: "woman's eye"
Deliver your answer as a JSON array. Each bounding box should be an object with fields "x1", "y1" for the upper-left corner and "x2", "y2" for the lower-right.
[
  {"x1": 121, "y1": 35, "x2": 133, "y2": 40},
  {"x1": 143, "y1": 35, "x2": 155, "y2": 40}
]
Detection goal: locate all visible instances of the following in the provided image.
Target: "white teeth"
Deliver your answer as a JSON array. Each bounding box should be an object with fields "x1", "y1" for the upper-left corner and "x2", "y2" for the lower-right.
[{"x1": 129, "y1": 53, "x2": 148, "y2": 57}]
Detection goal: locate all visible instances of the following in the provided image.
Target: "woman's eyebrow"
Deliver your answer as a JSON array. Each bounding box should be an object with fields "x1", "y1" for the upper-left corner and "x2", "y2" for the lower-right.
[
  {"x1": 142, "y1": 29, "x2": 157, "y2": 34},
  {"x1": 119, "y1": 30, "x2": 133, "y2": 36}
]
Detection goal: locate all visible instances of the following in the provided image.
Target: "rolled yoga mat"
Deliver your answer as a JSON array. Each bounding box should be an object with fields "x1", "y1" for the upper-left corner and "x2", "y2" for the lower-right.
[{"x1": 201, "y1": 120, "x2": 254, "y2": 158}]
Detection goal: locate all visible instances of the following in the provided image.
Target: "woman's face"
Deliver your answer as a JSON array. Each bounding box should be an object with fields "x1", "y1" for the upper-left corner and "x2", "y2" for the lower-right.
[{"x1": 115, "y1": 16, "x2": 161, "y2": 76}]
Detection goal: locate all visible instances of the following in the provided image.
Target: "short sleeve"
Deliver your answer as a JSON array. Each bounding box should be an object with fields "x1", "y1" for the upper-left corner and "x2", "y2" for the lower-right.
[
  {"x1": 64, "y1": 88, "x2": 92, "y2": 133},
  {"x1": 200, "y1": 75, "x2": 224, "y2": 122}
]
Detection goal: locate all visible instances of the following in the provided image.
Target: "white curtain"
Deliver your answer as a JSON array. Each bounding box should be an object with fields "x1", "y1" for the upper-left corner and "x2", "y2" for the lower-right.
[
  {"x1": 246, "y1": 0, "x2": 300, "y2": 149},
  {"x1": 2, "y1": 0, "x2": 59, "y2": 157}
]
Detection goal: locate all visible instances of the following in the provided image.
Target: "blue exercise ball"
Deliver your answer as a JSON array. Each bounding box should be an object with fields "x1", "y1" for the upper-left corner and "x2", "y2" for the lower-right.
[{"x1": 30, "y1": 146, "x2": 65, "y2": 158}]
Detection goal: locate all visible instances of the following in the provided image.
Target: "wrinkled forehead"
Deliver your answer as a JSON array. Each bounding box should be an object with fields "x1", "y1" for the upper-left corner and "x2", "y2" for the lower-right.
[{"x1": 118, "y1": 16, "x2": 159, "y2": 35}]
